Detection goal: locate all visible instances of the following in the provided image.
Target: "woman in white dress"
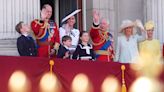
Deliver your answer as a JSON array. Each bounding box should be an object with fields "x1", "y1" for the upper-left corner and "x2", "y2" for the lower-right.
[
  {"x1": 59, "y1": 10, "x2": 81, "y2": 52},
  {"x1": 115, "y1": 20, "x2": 146, "y2": 63}
]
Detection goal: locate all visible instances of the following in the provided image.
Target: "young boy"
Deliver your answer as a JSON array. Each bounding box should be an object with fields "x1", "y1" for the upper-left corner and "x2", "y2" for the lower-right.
[
  {"x1": 57, "y1": 35, "x2": 72, "y2": 59},
  {"x1": 15, "y1": 21, "x2": 37, "y2": 56}
]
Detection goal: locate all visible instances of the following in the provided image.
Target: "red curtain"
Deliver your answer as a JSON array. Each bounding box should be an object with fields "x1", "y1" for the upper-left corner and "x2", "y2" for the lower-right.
[
  {"x1": 0, "y1": 56, "x2": 163, "y2": 92},
  {"x1": 163, "y1": 44, "x2": 164, "y2": 58}
]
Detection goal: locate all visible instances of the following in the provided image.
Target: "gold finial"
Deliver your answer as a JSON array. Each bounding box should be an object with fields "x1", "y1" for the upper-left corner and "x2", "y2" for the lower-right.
[
  {"x1": 49, "y1": 60, "x2": 54, "y2": 74},
  {"x1": 121, "y1": 65, "x2": 126, "y2": 71},
  {"x1": 121, "y1": 65, "x2": 126, "y2": 92},
  {"x1": 49, "y1": 60, "x2": 54, "y2": 66}
]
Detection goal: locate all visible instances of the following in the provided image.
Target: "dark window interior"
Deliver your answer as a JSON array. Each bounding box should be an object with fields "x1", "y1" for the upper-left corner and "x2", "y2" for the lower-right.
[{"x1": 59, "y1": 0, "x2": 78, "y2": 28}]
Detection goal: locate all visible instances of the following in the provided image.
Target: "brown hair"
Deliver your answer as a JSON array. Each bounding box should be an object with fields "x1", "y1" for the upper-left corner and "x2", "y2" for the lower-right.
[
  {"x1": 79, "y1": 31, "x2": 88, "y2": 43},
  {"x1": 62, "y1": 35, "x2": 72, "y2": 42},
  {"x1": 15, "y1": 21, "x2": 23, "y2": 34}
]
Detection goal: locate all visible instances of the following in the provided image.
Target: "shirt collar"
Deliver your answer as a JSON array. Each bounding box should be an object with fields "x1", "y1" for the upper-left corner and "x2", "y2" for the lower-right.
[
  {"x1": 22, "y1": 32, "x2": 29, "y2": 37},
  {"x1": 63, "y1": 45, "x2": 69, "y2": 50}
]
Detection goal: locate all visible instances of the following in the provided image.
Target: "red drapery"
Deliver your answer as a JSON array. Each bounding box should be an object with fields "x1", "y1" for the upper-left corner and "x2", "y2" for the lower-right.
[
  {"x1": 0, "y1": 56, "x2": 163, "y2": 92},
  {"x1": 163, "y1": 44, "x2": 164, "y2": 58}
]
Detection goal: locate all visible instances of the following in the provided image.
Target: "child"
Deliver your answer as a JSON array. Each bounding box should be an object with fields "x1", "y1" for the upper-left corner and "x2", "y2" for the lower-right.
[
  {"x1": 72, "y1": 31, "x2": 95, "y2": 61},
  {"x1": 57, "y1": 35, "x2": 72, "y2": 59},
  {"x1": 15, "y1": 21, "x2": 37, "y2": 56}
]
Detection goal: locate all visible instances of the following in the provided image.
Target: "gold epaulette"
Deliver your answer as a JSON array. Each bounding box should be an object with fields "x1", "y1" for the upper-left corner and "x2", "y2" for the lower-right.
[
  {"x1": 33, "y1": 20, "x2": 50, "y2": 40},
  {"x1": 33, "y1": 19, "x2": 49, "y2": 29},
  {"x1": 34, "y1": 19, "x2": 42, "y2": 27}
]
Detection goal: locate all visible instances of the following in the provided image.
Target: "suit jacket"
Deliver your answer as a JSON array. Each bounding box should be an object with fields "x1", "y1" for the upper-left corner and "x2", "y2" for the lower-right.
[
  {"x1": 17, "y1": 35, "x2": 37, "y2": 56},
  {"x1": 57, "y1": 45, "x2": 69, "y2": 58}
]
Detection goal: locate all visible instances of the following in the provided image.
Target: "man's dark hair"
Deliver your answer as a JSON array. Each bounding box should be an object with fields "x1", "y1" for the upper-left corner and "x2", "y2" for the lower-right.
[
  {"x1": 15, "y1": 21, "x2": 23, "y2": 34},
  {"x1": 62, "y1": 35, "x2": 72, "y2": 42}
]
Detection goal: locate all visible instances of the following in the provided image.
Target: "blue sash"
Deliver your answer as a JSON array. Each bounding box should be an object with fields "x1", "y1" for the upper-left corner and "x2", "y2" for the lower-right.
[
  {"x1": 39, "y1": 21, "x2": 55, "y2": 42},
  {"x1": 96, "y1": 40, "x2": 112, "y2": 58},
  {"x1": 37, "y1": 21, "x2": 55, "y2": 48}
]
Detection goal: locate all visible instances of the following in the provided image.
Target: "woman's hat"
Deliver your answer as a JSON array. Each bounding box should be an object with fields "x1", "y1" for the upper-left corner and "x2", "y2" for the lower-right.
[
  {"x1": 144, "y1": 20, "x2": 155, "y2": 31},
  {"x1": 120, "y1": 20, "x2": 135, "y2": 32},
  {"x1": 61, "y1": 9, "x2": 81, "y2": 23}
]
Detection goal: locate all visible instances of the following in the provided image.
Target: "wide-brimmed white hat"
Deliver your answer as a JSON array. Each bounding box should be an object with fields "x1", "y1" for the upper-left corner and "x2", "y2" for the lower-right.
[
  {"x1": 61, "y1": 9, "x2": 81, "y2": 23},
  {"x1": 120, "y1": 20, "x2": 135, "y2": 32}
]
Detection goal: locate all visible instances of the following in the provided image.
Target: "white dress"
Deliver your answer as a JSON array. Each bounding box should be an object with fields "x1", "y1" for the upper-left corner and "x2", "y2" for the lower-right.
[
  {"x1": 115, "y1": 34, "x2": 146, "y2": 63},
  {"x1": 59, "y1": 25, "x2": 80, "y2": 51}
]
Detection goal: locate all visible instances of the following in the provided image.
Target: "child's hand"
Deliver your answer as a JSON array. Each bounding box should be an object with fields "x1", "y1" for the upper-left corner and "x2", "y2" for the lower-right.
[
  {"x1": 63, "y1": 51, "x2": 70, "y2": 59},
  {"x1": 50, "y1": 49, "x2": 56, "y2": 56}
]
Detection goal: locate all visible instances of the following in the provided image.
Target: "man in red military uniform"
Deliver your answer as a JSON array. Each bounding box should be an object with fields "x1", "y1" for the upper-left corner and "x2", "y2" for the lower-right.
[
  {"x1": 90, "y1": 10, "x2": 114, "y2": 62},
  {"x1": 31, "y1": 4, "x2": 60, "y2": 58}
]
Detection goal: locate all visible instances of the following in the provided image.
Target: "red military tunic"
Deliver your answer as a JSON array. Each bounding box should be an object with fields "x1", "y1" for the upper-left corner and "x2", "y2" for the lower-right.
[
  {"x1": 31, "y1": 19, "x2": 60, "y2": 57},
  {"x1": 90, "y1": 24, "x2": 114, "y2": 62}
]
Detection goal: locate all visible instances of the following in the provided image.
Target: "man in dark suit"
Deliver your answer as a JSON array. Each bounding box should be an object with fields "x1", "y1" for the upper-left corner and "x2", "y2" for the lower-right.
[{"x1": 15, "y1": 21, "x2": 37, "y2": 56}]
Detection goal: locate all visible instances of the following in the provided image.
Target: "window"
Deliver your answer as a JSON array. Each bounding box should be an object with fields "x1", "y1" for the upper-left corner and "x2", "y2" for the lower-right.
[
  {"x1": 40, "y1": 0, "x2": 83, "y2": 31},
  {"x1": 59, "y1": 0, "x2": 83, "y2": 31}
]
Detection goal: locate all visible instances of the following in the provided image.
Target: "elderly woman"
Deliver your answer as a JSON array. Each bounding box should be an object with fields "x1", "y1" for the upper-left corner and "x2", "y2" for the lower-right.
[
  {"x1": 139, "y1": 21, "x2": 161, "y2": 62},
  {"x1": 115, "y1": 20, "x2": 146, "y2": 63},
  {"x1": 59, "y1": 9, "x2": 81, "y2": 52}
]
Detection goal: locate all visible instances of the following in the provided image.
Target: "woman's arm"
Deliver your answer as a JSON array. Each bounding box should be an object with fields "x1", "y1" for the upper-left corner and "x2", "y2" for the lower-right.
[{"x1": 134, "y1": 20, "x2": 147, "y2": 42}]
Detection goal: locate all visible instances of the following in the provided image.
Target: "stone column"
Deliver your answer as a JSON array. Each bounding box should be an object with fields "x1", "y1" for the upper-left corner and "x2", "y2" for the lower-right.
[
  {"x1": 85, "y1": 0, "x2": 117, "y2": 40},
  {"x1": 145, "y1": 0, "x2": 164, "y2": 44},
  {"x1": 0, "y1": 0, "x2": 40, "y2": 39}
]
